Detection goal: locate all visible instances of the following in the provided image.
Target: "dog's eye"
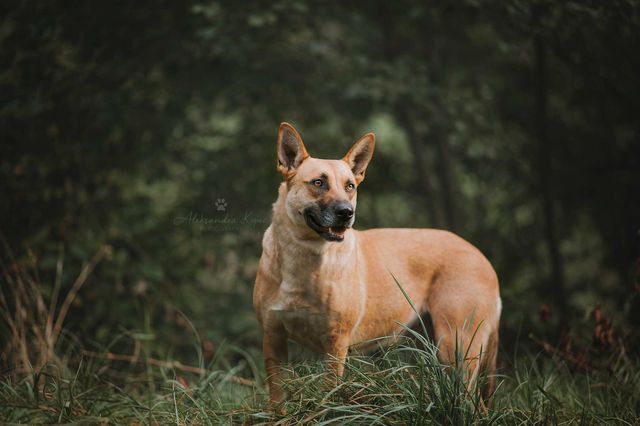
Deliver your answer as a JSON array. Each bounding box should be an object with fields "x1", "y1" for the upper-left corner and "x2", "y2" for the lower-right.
[
  {"x1": 312, "y1": 179, "x2": 324, "y2": 187},
  {"x1": 346, "y1": 183, "x2": 355, "y2": 191}
]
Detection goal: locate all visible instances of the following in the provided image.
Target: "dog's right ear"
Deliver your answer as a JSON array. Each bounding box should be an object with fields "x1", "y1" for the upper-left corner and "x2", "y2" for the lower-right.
[{"x1": 277, "y1": 122, "x2": 309, "y2": 176}]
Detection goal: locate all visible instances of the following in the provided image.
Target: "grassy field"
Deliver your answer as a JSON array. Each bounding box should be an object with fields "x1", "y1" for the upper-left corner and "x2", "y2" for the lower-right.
[
  {"x1": 1, "y1": 252, "x2": 639, "y2": 425},
  {"x1": 1, "y1": 334, "x2": 639, "y2": 425}
]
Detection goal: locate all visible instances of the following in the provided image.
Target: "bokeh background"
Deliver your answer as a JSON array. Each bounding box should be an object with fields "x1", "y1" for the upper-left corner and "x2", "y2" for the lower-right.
[{"x1": 2, "y1": 0, "x2": 639, "y2": 369}]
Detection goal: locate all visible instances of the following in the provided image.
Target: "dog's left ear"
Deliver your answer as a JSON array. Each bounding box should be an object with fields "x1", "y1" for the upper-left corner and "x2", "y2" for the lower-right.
[{"x1": 343, "y1": 133, "x2": 375, "y2": 184}]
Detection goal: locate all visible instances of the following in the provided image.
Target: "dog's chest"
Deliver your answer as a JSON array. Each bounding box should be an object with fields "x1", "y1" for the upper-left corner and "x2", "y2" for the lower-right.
[
  {"x1": 268, "y1": 279, "x2": 348, "y2": 352},
  {"x1": 277, "y1": 307, "x2": 330, "y2": 352}
]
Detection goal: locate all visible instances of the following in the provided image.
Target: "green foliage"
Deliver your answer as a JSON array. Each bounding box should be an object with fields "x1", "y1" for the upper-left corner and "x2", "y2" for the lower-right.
[
  {"x1": 1, "y1": 2, "x2": 640, "y2": 419},
  {"x1": 1, "y1": 337, "x2": 639, "y2": 424}
]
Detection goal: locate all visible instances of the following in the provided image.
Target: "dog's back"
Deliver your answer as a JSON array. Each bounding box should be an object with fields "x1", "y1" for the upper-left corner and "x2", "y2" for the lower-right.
[{"x1": 352, "y1": 228, "x2": 499, "y2": 344}]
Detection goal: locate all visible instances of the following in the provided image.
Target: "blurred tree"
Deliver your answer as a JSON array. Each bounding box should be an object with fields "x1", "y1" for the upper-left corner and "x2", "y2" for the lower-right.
[{"x1": 1, "y1": 0, "x2": 638, "y2": 359}]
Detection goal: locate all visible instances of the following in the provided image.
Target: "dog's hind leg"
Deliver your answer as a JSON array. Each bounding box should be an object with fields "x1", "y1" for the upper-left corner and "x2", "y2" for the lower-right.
[
  {"x1": 432, "y1": 315, "x2": 496, "y2": 411},
  {"x1": 481, "y1": 325, "x2": 499, "y2": 403}
]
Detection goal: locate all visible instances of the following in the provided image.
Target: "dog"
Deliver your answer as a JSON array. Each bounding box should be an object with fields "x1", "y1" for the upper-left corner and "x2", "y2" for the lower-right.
[{"x1": 253, "y1": 122, "x2": 501, "y2": 405}]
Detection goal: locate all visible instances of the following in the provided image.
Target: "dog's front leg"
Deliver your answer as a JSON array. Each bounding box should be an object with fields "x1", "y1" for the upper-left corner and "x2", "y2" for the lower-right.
[
  {"x1": 326, "y1": 332, "x2": 350, "y2": 383},
  {"x1": 263, "y1": 330, "x2": 288, "y2": 404}
]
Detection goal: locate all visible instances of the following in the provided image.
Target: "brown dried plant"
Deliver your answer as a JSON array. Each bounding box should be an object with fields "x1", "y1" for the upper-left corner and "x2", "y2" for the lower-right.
[{"x1": 0, "y1": 239, "x2": 110, "y2": 379}]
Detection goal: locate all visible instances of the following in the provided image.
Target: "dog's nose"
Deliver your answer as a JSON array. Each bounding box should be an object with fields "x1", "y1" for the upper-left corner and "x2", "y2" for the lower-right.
[{"x1": 335, "y1": 204, "x2": 354, "y2": 219}]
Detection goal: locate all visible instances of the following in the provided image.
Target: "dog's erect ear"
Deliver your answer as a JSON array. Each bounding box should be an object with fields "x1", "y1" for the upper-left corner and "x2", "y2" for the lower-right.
[
  {"x1": 277, "y1": 122, "x2": 309, "y2": 176},
  {"x1": 343, "y1": 133, "x2": 375, "y2": 184}
]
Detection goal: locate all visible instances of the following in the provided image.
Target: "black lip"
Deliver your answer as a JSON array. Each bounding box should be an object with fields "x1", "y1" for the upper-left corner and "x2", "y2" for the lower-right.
[
  {"x1": 304, "y1": 211, "x2": 326, "y2": 233},
  {"x1": 304, "y1": 211, "x2": 347, "y2": 242}
]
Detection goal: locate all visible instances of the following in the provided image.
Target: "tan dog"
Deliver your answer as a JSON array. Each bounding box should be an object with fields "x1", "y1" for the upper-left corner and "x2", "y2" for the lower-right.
[{"x1": 253, "y1": 122, "x2": 501, "y2": 405}]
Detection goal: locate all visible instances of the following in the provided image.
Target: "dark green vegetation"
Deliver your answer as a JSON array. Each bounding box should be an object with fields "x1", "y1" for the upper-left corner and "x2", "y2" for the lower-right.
[
  {"x1": 2, "y1": 0, "x2": 639, "y2": 423},
  {"x1": 2, "y1": 324, "x2": 640, "y2": 424}
]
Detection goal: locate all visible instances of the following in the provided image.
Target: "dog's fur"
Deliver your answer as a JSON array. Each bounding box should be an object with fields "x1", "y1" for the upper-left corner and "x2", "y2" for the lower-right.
[{"x1": 253, "y1": 123, "x2": 501, "y2": 405}]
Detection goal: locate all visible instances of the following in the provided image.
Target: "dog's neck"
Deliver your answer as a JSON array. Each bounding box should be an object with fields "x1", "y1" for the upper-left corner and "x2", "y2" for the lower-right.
[{"x1": 269, "y1": 222, "x2": 357, "y2": 293}]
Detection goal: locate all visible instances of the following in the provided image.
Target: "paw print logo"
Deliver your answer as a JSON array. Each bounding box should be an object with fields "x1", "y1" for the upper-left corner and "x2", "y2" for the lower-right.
[{"x1": 215, "y1": 198, "x2": 227, "y2": 212}]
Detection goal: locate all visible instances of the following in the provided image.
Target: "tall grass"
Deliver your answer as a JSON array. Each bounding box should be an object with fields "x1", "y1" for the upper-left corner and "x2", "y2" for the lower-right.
[
  {"x1": 0, "y1": 241, "x2": 110, "y2": 379},
  {"x1": 1, "y1": 334, "x2": 639, "y2": 424},
  {"x1": 1, "y1": 245, "x2": 639, "y2": 424},
  {"x1": 256, "y1": 335, "x2": 490, "y2": 425}
]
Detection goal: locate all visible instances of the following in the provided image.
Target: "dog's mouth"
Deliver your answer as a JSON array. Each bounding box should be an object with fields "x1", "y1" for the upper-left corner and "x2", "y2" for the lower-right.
[{"x1": 304, "y1": 212, "x2": 348, "y2": 242}]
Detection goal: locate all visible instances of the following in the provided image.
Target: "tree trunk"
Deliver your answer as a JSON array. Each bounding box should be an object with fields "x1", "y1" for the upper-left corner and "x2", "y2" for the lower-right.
[
  {"x1": 534, "y1": 35, "x2": 567, "y2": 321},
  {"x1": 397, "y1": 110, "x2": 441, "y2": 227},
  {"x1": 419, "y1": 16, "x2": 458, "y2": 232},
  {"x1": 434, "y1": 127, "x2": 458, "y2": 232},
  {"x1": 377, "y1": 2, "x2": 441, "y2": 228}
]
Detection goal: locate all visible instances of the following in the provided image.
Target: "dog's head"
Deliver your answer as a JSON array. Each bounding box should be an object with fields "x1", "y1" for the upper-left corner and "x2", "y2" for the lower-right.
[{"x1": 275, "y1": 122, "x2": 375, "y2": 242}]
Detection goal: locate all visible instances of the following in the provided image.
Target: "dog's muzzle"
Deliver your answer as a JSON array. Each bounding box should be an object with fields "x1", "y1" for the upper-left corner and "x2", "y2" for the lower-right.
[{"x1": 303, "y1": 202, "x2": 354, "y2": 242}]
